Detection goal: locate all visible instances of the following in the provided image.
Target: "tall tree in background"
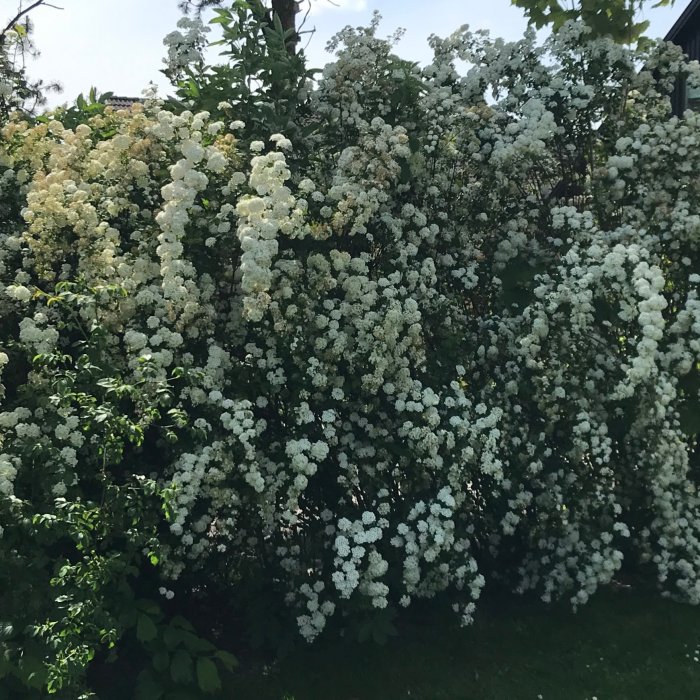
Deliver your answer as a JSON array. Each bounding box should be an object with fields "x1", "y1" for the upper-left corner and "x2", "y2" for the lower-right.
[
  {"x1": 163, "y1": 0, "x2": 315, "y2": 137},
  {"x1": 0, "y1": 0, "x2": 60, "y2": 119},
  {"x1": 180, "y1": 0, "x2": 302, "y2": 53},
  {"x1": 513, "y1": 0, "x2": 675, "y2": 42}
]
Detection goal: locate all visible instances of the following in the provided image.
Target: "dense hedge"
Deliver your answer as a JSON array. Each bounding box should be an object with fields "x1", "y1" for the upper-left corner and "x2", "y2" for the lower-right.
[{"x1": 1, "y1": 5, "x2": 699, "y2": 697}]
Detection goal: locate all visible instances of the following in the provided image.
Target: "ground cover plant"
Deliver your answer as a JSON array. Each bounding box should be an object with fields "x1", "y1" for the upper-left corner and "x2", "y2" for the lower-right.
[{"x1": 0, "y1": 1, "x2": 699, "y2": 697}]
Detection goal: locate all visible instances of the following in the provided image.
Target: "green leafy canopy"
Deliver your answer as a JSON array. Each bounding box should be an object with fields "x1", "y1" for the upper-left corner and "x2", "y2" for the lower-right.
[{"x1": 512, "y1": 0, "x2": 676, "y2": 43}]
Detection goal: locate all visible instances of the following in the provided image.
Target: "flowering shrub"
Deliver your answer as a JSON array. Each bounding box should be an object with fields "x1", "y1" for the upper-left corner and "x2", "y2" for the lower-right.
[{"x1": 1, "y1": 5, "x2": 700, "y2": 694}]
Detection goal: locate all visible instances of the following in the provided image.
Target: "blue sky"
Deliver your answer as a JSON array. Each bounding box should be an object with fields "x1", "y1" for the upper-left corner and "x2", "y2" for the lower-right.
[{"x1": 24, "y1": 0, "x2": 690, "y2": 107}]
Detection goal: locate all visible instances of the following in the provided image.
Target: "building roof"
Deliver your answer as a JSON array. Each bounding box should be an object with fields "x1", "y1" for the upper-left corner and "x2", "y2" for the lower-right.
[
  {"x1": 104, "y1": 96, "x2": 143, "y2": 109},
  {"x1": 665, "y1": 0, "x2": 700, "y2": 42}
]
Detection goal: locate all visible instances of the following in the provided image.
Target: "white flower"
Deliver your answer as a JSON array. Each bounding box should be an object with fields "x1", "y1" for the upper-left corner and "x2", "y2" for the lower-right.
[{"x1": 6, "y1": 285, "x2": 31, "y2": 302}]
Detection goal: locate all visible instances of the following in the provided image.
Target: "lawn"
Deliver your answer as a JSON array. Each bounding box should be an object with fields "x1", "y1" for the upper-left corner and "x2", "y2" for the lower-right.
[{"x1": 227, "y1": 586, "x2": 700, "y2": 700}]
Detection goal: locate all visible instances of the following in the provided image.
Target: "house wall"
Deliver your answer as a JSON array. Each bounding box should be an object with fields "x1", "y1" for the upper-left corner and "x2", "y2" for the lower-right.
[{"x1": 666, "y1": 1, "x2": 700, "y2": 114}]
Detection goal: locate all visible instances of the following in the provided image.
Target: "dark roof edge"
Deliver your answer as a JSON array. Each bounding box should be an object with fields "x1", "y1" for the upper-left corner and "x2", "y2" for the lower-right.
[
  {"x1": 665, "y1": 0, "x2": 700, "y2": 41},
  {"x1": 105, "y1": 96, "x2": 144, "y2": 103}
]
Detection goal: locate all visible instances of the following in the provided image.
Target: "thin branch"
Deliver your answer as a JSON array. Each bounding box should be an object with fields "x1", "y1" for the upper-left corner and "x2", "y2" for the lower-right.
[
  {"x1": 0, "y1": 0, "x2": 59, "y2": 47},
  {"x1": 298, "y1": 0, "x2": 316, "y2": 52},
  {"x1": 297, "y1": 0, "x2": 312, "y2": 34}
]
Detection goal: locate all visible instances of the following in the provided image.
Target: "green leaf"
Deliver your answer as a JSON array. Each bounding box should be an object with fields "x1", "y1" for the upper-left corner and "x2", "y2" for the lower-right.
[
  {"x1": 170, "y1": 649, "x2": 193, "y2": 684},
  {"x1": 137, "y1": 599, "x2": 161, "y2": 616},
  {"x1": 357, "y1": 621, "x2": 371, "y2": 643},
  {"x1": 136, "y1": 613, "x2": 158, "y2": 643},
  {"x1": 679, "y1": 402, "x2": 700, "y2": 437},
  {"x1": 214, "y1": 649, "x2": 238, "y2": 672},
  {"x1": 176, "y1": 628, "x2": 213, "y2": 653},
  {"x1": 153, "y1": 650, "x2": 170, "y2": 672},
  {"x1": 196, "y1": 657, "x2": 222, "y2": 694},
  {"x1": 120, "y1": 607, "x2": 138, "y2": 629},
  {"x1": 135, "y1": 669, "x2": 164, "y2": 700},
  {"x1": 170, "y1": 615, "x2": 195, "y2": 631},
  {"x1": 20, "y1": 654, "x2": 48, "y2": 689}
]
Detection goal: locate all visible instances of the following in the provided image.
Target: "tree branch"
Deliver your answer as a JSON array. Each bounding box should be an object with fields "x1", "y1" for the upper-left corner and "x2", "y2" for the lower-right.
[{"x1": 0, "y1": 0, "x2": 53, "y2": 47}]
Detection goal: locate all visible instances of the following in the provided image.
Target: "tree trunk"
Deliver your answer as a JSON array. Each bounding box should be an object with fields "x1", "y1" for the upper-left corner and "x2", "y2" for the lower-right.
[
  {"x1": 183, "y1": 0, "x2": 301, "y2": 55},
  {"x1": 271, "y1": 0, "x2": 299, "y2": 54}
]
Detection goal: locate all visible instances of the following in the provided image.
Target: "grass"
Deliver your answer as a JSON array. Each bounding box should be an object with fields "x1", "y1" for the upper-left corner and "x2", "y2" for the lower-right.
[{"x1": 227, "y1": 586, "x2": 700, "y2": 700}]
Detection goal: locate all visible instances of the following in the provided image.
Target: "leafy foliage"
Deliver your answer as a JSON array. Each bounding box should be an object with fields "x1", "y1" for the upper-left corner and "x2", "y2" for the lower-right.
[
  {"x1": 163, "y1": 1, "x2": 316, "y2": 139},
  {"x1": 512, "y1": 0, "x2": 676, "y2": 43}
]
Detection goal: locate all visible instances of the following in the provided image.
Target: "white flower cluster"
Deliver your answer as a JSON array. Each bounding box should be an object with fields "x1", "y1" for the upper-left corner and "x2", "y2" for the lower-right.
[
  {"x1": 236, "y1": 141, "x2": 299, "y2": 322},
  {"x1": 1, "y1": 16, "x2": 700, "y2": 644},
  {"x1": 0, "y1": 454, "x2": 17, "y2": 496},
  {"x1": 163, "y1": 17, "x2": 210, "y2": 81}
]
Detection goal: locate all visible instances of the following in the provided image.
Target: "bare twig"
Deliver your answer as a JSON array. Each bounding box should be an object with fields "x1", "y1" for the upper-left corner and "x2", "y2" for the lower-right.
[
  {"x1": 297, "y1": 0, "x2": 312, "y2": 34},
  {"x1": 0, "y1": 0, "x2": 61, "y2": 47},
  {"x1": 1, "y1": 1, "x2": 45, "y2": 46},
  {"x1": 298, "y1": 0, "x2": 317, "y2": 51}
]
